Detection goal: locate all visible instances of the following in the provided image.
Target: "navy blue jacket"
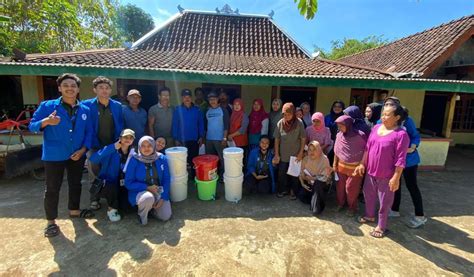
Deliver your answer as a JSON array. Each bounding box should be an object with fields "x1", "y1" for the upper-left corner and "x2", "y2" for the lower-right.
[
  {"x1": 246, "y1": 148, "x2": 276, "y2": 193},
  {"x1": 172, "y1": 104, "x2": 205, "y2": 142},
  {"x1": 29, "y1": 97, "x2": 92, "y2": 161},
  {"x1": 125, "y1": 154, "x2": 170, "y2": 206},
  {"x1": 90, "y1": 143, "x2": 130, "y2": 184},
  {"x1": 82, "y1": 97, "x2": 124, "y2": 149}
]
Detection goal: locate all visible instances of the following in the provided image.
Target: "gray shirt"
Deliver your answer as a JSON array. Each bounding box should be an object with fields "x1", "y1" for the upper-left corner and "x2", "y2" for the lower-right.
[
  {"x1": 274, "y1": 119, "x2": 306, "y2": 163},
  {"x1": 148, "y1": 103, "x2": 174, "y2": 138}
]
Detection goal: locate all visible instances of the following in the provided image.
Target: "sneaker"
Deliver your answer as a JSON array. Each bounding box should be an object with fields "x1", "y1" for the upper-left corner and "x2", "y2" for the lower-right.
[
  {"x1": 107, "y1": 209, "x2": 121, "y2": 222},
  {"x1": 407, "y1": 216, "x2": 427, "y2": 229},
  {"x1": 388, "y1": 210, "x2": 400, "y2": 218}
]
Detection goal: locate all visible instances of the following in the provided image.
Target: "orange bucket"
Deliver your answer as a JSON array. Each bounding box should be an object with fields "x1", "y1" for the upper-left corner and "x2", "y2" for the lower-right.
[{"x1": 192, "y1": 155, "x2": 219, "y2": 181}]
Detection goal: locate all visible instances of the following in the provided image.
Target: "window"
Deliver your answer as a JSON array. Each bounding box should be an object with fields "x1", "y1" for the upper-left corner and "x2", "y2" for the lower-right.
[
  {"x1": 452, "y1": 94, "x2": 474, "y2": 132},
  {"x1": 350, "y1": 89, "x2": 375, "y2": 110}
]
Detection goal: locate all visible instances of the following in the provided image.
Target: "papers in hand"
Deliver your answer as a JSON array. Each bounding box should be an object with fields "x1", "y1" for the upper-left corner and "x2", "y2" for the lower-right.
[{"x1": 287, "y1": 156, "x2": 301, "y2": 177}]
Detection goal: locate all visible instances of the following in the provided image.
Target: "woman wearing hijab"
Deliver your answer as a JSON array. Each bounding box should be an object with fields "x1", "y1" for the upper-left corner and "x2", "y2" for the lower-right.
[
  {"x1": 295, "y1": 107, "x2": 307, "y2": 129},
  {"x1": 273, "y1": 103, "x2": 306, "y2": 199},
  {"x1": 305, "y1": 112, "x2": 333, "y2": 155},
  {"x1": 365, "y1": 103, "x2": 382, "y2": 129},
  {"x1": 343, "y1": 105, "x2": 371, "y2": 136},
  {"x1": 300, "y1": 102, "x2": 312, "y2": 128},
  {"x1": 333, "y1": 115, "x2": 368, "y2": 216},
  {"x1": 324, "y1": 100, "x2": 346, "y2": 140},
  {"x1": 269, "y1": 99, "x2": 283, "y2": 148},
  {"x1": 125, "y1": 136, "x2": 171, "y2": 225},
  {"x1": 248, "y1": 99, "x2": 269, "y2": 149},
  {"x1": 228, "y1": 98, "x2": 249, "y2": 149}
]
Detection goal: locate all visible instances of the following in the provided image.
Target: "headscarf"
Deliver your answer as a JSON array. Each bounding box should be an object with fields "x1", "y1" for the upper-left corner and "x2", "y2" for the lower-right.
[
  {"x1": 343, "y1": 105, "x2": 371, "y2": 136},
  {"x1": 134, "y1": 136, "x2": 159, "y2": 163},
  {"x1": 269, "y1": 99, "x2": 283, "y2": 138},
  {"x1": 311, "y1": 112, "x2": 326, "y2": 132},
  {"x1": 366, "y1": 102, "x2": 382, "y2": 125},
  {"x1": 329, "y1": 100, "x2": 345, "y2": 121},
  {"x1": 334, "y1": 115, "x2": 367, "y2": 163},
  {"x1": 282, "y1": 103, "x2": 298, "y2": 133},
  {"x1": 249, "y1": 98, "x2": 268, "y2": 134},
  {"x1": 230, "y1": 98, "x2": 245, "y2": 130},
  {"x1": 305, "y1": 140, "x2": 330, "y2": 176}
]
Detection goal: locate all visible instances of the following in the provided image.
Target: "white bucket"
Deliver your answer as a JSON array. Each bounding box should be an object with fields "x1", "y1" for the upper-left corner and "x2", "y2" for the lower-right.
[
  {"x1": 170, "y1": 173, "x2": 188, "y2": 202},
  {"x1": 223, "y1": 147, "x2": 244, "y2": 178},
  {"x1": 224, "y1": 173, "x2": 244, "y2": 203},
  {"x1": 165, "y1": 147, "x2": 188, "y2": 177}
]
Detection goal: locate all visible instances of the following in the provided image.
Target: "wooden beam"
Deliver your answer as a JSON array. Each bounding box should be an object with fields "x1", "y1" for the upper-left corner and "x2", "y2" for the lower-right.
[{"x1": 442, "y1": 93, "x2": 457, "y2": 138}]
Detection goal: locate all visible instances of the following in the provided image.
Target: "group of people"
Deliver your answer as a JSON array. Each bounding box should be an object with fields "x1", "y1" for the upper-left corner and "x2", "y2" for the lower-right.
[{"x1": 32, "y1": 73, "x2": 427, "y2": 239}]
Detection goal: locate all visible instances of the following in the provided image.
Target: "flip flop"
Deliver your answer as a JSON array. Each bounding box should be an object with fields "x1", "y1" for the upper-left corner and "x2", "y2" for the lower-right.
[
  {"x1": 44, "y1": 223, "x2": 60, "y2": 237},
  {"x1": 357, "y1": 216, "x2": 375, "y2": 224},
  {"x1": 70, "y1": 209, "x2": 95, "y2": 219},
  {"x1": 370, "y1": 229, "x2": 389, "y2": 238}
]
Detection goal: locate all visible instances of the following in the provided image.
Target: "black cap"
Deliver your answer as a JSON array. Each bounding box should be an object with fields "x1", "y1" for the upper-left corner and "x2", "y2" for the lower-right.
[
  {"x1": 207, "y1": 92, "x2": 218, "y2": 99},
  {"x1": 181, "y1": 89, "x2": 192, "y2": 97}
]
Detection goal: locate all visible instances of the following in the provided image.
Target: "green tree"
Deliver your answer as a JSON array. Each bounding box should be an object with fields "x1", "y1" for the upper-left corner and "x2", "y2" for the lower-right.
[
  {"x1": 0, "y1": 0, "x2": 122, "y2": 55},
  {"x1": 314, "y1": 35, "x2": 389, "y2": 60},
  {"x1": 115, "y1": 4, "x2": 155, "y2": 43},
  {"x1": 295, "y1": 0, "x2": 318, "y2": 20}
]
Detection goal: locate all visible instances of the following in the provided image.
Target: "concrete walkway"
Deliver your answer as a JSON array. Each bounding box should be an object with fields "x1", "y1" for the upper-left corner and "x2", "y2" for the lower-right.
[{"x1": 0, "y1": 148, "x2": 473, "y2": 276}]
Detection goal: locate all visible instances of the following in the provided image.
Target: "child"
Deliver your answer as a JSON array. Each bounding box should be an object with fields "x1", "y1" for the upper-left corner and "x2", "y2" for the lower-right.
[
  {"x1": 354, "y1": 103, "x2": 409, "y2": 238},
  {"x1": 298, "y1": 141, "x2": 332, "y2": 214},
  {"x1": 244, "y1": 136, "x2": 275, "y2": 194}
]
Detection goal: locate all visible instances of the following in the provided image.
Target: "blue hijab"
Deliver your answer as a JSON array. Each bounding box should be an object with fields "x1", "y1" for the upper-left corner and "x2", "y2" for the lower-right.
[{"x1": 343, "y1": 106, "x2": 371, "y2": 136}]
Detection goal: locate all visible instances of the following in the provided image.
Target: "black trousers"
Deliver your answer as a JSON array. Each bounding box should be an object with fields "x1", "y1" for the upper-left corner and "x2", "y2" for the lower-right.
[
  {"x1": 98, "y1": 184, "x2": 119, "y2": 210},
  {"x1": 244, "y1": 174, "x2": 271, "y2": 194},
  {"x1": 43, "y1": 157, "x2": 86, "y2": 220},
  {"x1": 277, "y1": 162, "x2": 299, "y2": 194},
  {"x1": 392, "y1": 165, "x2": 424, "y2": 216},
  {"x1": 184, "y1": 140, "x2": 199, "y2": 178},
  {"x1": 297, "y1": 180, "x2": 326, "y2": 211}
]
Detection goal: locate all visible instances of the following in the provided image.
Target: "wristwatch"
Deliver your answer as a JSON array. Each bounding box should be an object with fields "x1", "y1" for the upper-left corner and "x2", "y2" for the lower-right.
[{"x1": 223, "y1": 138, "x2": 227, "y2": 141}]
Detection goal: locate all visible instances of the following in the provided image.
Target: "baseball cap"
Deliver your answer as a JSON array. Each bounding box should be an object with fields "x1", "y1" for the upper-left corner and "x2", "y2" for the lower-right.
[
  {"x1": 127, "y1": 89, "x2": 141, "y2": 97},
  {"x1": 120, "y1": 129, "x2": 135, "y2": 138},
  {"x1": 181, "y1": 89, "x2": 192, "y2": 97},
  {"x1": 207, "y1": 92, "x2": 218, "y2": 99}
]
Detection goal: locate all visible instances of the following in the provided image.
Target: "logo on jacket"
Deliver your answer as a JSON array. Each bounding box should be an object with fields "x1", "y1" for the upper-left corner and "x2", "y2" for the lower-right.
[
  {"x1": 82, "y1": 114, "x2": 87, "y2": 120},
  {"x1": 161, "y1": 164, "x2": 164, "y2": 171}
]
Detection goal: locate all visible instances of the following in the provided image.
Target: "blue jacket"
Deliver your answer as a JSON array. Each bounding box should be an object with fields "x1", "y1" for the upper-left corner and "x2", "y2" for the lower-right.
[
  {"x1": 172, "y1": 104, "x2": 205, "y2": 142},
  {"x1": 125, "y1": 155, "x2": 170, "y2": 206},
  {"x1": 82, "y1": 97, "x2": 124, "y2": 149},
  {"x1": 90, "y1": 143, "x2": 129, "y2": 184},
  {"x1": 377, "y1": 116, "x2": 420, "y2": 167},
  {"x1": 246, "y1": 148, "x2": 276, "y2": 193},
  {"x1": 29, "y1": 97, "x2": 92, "y2": 161}
]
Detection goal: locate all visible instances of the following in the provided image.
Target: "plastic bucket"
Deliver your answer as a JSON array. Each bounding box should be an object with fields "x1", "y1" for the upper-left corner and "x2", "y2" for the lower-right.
[
  {"x1": 165, "y1": 147, "x2": 188, "y2": 177},
  {"x1": 223, "y1": 147, "x2": 244, "y2": 178},
  {"x1": 170, "y1": 173, "x2": 188, "y2": 202},
  {"x1": 192, "y1": 155, "x2": 219, "y2": 181},
  {"x1": 195, "y1": 176, "x2": 218, "y2": 201},
  {"x1": 224, "y1": 173, "x2": 243, "y2": 203}
]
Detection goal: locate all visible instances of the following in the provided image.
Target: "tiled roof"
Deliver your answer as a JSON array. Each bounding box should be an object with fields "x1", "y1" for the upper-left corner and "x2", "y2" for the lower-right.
[
  {"x1": 340, "y1": 15, "x2": 474, "y2": 75},
  {"x1": 134, "y1": 11, "x2": 309, "y2": 58},
  {"x1": 20, "y1": 49, "x2": 390, "y2": 79}
]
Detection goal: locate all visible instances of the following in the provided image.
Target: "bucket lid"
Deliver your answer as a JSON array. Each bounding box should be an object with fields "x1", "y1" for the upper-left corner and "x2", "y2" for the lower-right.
[
  {"x1": 165, "y1": 147, "x2": 188, "y2": 154},
  {"x1": 192, "y1": 154, "x2": 219, "y2": 164},
  {"x1": 223, "y1": 147, "x2": 244, "y2": 154}
]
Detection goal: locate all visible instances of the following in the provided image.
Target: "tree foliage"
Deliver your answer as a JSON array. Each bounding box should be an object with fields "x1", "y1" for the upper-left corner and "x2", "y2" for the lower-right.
[
  {"x1": 115, "y1": 4, "x2": 155, "y2": 43},
  {"x1": 314, "y1": 35, "x2": 389, "y2": 60},
  {"x1": 294, "y1": 0, "x2": 318, "y2": 20},
  {"x1": 0, "y1": 0, "x2": 155, "y2": 56}
]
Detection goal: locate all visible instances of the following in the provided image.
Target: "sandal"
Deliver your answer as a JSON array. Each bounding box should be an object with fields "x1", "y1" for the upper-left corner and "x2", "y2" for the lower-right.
[
  {"x1": 70, "y1": 209, "x2": 95, "y2": 219},
  {"x1": 289, "y1": 194, "x2": 297, "y2": 200},
  {"x1": 44, "y1": 223, "x2": 60, "y2": 237},
  {"x1": 90, "y1": 201, "x2": 101, "y2": 211},
  {"x1": 276, "y1": 193, "x2": 285, "y2": 198},
  {"x1": 370, "y1": 228, "x2": 389, "y2": 238},
  {"x1": 357, "y1": 216, "x2": 375, "y2": 224}
]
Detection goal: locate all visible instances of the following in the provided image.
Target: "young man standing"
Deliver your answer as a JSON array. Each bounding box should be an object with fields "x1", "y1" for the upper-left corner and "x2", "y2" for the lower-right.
[
  {"x1": 123, "y1": 89, "x2": 147, "y2": 141},
  {"x1": 205, "y1": 92, "x2": 229, "y2": 177},
  {"x1": 172, "y1": 89, "x2": 205, "y2": 169},
  {"x1": 218, "y1": 89, "x2": 233, "y2": 116},
  {"x1": 82, "y1": 76, "x2": 124, "y2": 211},
  {"x1": 194, "y1": 87, "x2": 208, "y2": 115},
  {"x1": 29, "y1": 73, "x2": 93, "y2": 237},
  {"x1": 148, "y1": 87, "x2": 174, "y2": 146}
]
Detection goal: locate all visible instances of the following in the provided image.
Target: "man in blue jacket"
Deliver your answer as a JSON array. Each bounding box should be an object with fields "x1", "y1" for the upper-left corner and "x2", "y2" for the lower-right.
[
  {"x1": 29, "y1": 73, "x2": 94, "y2": 237},
  {"x1": 172, "y1": 89, "x2": 205, "y2": 170},
  {"x1": 82, "y1": 76, "x2": 124, "y2": 211}
]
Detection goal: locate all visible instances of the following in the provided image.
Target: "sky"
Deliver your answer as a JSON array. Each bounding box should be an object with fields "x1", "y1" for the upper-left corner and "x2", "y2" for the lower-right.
[{"x1": 122, "y1": 0, "x2": 474, "y2": 54}]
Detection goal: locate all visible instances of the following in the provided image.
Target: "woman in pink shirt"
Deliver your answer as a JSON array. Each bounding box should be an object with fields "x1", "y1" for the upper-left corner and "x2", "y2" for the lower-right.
[
  {"x1": 305, "y1": 112, "x2": 333, "y2": 155},
  {"x1": 354, "y1": 104, "x2": 409, "y2": 238}
]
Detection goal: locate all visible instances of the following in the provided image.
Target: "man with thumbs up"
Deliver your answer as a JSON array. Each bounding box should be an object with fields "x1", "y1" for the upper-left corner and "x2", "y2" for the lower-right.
[{"x1": 29, "y1": 73, "x2": 93, "y2": 238}]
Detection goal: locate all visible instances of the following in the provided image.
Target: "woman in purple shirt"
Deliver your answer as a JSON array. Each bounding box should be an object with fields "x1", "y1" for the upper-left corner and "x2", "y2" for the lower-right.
[{"x1": 354, "y1": 103, "x2": 409, "y2": 238}]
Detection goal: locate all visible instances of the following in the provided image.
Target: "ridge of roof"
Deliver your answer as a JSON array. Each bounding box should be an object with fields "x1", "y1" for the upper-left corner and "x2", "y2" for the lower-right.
[
  {"x1": 26, "y1": 48, "x2": 123, "y2": 58},
  {"x1": 131, "y1": 12, "x2": 183, "y2": 49},
  {"x1": 268, "y1": 18, "x2": 312, "y2": 58},
  {"x1": 340, "y1": 14, "x2": 474, "y2": 62},
  {"x1": 318, "y1": 58, "x2": 391, "y2": 76}
]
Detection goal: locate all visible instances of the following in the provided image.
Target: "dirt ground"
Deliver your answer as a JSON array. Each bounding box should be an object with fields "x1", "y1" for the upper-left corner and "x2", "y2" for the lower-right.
[{"x1": 0, "y1": 148, "x2": 473, "y2": 276}]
